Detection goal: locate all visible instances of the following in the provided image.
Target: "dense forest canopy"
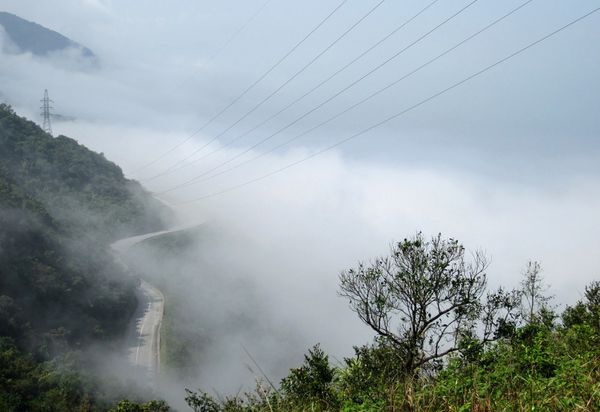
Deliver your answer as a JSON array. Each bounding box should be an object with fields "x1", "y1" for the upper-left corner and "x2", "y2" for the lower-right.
[{"x1": 0, "y1": 104, "x2": 170, "y2": 410}]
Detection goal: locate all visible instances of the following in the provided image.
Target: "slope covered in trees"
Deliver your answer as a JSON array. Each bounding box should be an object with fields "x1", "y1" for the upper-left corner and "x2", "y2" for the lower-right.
[{"x1": 0, "y1": 104, "x2": 170, "y2": 410}]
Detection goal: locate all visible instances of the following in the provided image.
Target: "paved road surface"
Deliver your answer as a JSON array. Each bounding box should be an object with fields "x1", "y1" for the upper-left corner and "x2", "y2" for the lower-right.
[{"x1": 110, "y1": 224, "x2": 201, "y2": 383}]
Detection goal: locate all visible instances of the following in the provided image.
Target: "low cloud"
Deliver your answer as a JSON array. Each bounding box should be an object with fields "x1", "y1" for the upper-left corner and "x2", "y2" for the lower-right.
[
  {"x1": 58, "y1": 118, "x2": 600, "y2": 305},
  {"x1": 57, "y1": 119, "x2": 600, "y2": 404},
  {"x1": 1, "y1": 0, "x2": 599, "y2": 404}
]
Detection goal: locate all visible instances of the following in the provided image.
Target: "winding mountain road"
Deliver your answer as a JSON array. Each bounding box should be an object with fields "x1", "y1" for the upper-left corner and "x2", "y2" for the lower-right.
[{"x1": 110, "y1": 224, "x2": 200, "y2": 383}]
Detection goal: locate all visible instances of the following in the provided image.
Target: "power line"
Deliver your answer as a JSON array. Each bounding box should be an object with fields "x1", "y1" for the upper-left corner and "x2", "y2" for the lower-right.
[
  {"x1": 134, "y1": 0, "x2": 349, "y2": 174},
  {"x1": 133, "y1": 0, "x2": 275, "y2": 173},
  {"x1": 168, "y1": 0, "x2": 276, "y2": 96},
  {"x1": 173, "y1": 6, "x2": 600, "y2": 204},
  {"x1": 147, "y1": 0, "x2": 441, "y2": 182},
  {"x1": 203, "y1": 0, "x2": 276, "y2": 64},
  {"x1": 159, "y1": 0, "x2": 536, "y2": 194},
  {"x1": 159, "y1": 0, "x2": 480, "y2": 193},
  {"x1": 144, "y1": 0, "x2": 387, "y2": 181}
]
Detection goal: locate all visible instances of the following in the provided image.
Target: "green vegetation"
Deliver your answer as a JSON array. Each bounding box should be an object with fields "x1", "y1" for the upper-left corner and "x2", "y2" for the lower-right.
[
  {"x1": 108, "y1": 399, "x2": 170, "y2": 412},
  {"x1": 2, "y1": 103, "x2": 598, "y2": 411},
  {"x1": 0, "y1": 103, "x2": 168, "y2": 242},
  {"x1": 0, "y1": 104, "x2": 170, "y2": 410},
  {"x1": 185, "y1": 234, "x2": 600, "y2": 411}
]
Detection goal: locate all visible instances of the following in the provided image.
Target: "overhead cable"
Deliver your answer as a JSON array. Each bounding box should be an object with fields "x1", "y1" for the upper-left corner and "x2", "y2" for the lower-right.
[
  {"x1": 133, "y1": 0, "x2": 276, "y2": 172},
  {"x1": 145, "y1": 0, "x2": 388, "y2": 181},
  {"x1": 148, "y1": 0, "x2": 442, "y2": 181},
  {"x1": 134, "y1": 0, "x2": 349, "y2": 173},
  {"x1": 173, "y1": 6, "x2": 599, "y2": 203},
  {"x1": 160, "y1": 0, "x2": 481, "y2": 193}
]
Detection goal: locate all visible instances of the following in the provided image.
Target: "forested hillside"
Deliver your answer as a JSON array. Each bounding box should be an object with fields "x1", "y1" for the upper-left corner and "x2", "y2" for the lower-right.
[
  {"x1": 0, "y1": 104, "x2": 168, "y2": 241},
  {"x1": 0, "y1": 104, "x2": 170, "y2": 410}
]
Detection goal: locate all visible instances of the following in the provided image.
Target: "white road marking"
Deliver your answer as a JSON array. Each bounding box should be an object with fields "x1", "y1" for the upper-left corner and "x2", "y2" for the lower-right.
[{"x1": 110, "y1": 222, "x2": 203, "y2": 381}]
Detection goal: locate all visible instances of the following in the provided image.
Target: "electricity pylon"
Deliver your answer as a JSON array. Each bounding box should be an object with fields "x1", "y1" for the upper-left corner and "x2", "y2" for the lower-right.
[{"x1": 40, "y1": 89, "x2": 53, "y2": 135}]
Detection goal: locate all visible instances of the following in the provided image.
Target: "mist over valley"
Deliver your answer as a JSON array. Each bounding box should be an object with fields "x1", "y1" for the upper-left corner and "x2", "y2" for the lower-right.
[{"x1": 1, "y1": 1, "x2": 599, "y2": 410}]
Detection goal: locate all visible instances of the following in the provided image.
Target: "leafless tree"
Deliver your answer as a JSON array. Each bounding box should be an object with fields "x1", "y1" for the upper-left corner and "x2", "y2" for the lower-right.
[{"x1": 520, "y1": 261, "x2": 553, "y2": 325}]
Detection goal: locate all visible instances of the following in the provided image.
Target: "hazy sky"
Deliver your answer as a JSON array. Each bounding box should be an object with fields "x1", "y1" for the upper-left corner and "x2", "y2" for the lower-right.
[
  {"x1": 2, "y1": 0, "x2": 599, "y2": 174},
  {"x1": 1, "y1": 0, "x2": 599, "y2": 319}
]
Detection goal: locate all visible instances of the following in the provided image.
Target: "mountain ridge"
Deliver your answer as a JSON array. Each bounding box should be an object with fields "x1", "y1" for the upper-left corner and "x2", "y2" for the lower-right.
[{"x1": 0, "y1": 11, "x2": 95, "y2": 59}]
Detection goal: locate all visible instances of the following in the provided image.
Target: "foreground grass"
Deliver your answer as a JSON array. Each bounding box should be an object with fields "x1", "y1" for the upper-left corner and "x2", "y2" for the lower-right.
[{"x1": 184, "y1": 288, "x2": 600, "y2": 412}]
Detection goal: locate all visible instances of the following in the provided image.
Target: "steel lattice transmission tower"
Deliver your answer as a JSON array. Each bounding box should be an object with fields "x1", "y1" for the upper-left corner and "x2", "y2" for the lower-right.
[{"x1": 40, "y1": 89, "x2": 53, "y2": 135}]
